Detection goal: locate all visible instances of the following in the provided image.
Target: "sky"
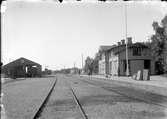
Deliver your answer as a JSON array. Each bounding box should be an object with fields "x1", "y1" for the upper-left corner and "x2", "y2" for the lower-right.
[{"x1": 1, "y1": 0, "x2": 167, "y2": 70}]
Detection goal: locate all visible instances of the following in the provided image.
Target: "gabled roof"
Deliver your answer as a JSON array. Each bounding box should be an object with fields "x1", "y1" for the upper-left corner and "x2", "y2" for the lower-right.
[
  {"x1": 3, "y1": 57, "x2": 41, "y2": 69},
  {"x1": 99, "y1": 43, "x2": 148, "y2": 55},
  {"x1": 99, "y1": 45, "x2": 116, "y2": 52},
  {"x1": 110, "y1": 43, "x2": 148, "y2": 54}
]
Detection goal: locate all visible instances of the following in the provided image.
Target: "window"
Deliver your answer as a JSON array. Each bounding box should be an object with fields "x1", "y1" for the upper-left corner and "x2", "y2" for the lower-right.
[
  {"x1": 109, "y1": 61, "x2": 112, "y2": 74},
  {"x1": 109, "y1": 53, "x2": 111, "y2": 58},
  {"x1": 133, "y1": 47, "x2": 142, "y2": 56},
  {"x1": 102, "y1": 54, "x2": 105, "y2": 60}
]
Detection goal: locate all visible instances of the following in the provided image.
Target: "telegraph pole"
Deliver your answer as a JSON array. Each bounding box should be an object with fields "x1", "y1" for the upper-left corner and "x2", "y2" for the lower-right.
[
  {"x1": 0, "y1": 1, "x2": 4, "y2": 68},
  {"x1": 74, "y1": 62, "x2": 76, "y2": 74},
  {"x1": 74, "y1": 62, "x2": 75, "y2": 68},
  {"x1": 0, "y1": 3, "x2": 1, "y2": 68},
  {"x1": 82, "y1": 54, "x2": 83, "y2": 73},
  {"x1": 1, "y1": 0, "x2": 6, "y2": 75},
  {"x1": 125, "y1": 3, "x2": 129, "y2": 76}
]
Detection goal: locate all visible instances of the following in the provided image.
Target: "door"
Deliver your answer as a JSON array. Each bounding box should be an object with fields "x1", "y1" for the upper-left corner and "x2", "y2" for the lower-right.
[
  {"x1": 123, "y1": 60, "x2": 131, "y2": 75},
  {"x1": 144, "y1": 60, "x2": 150, "y2": 70}
]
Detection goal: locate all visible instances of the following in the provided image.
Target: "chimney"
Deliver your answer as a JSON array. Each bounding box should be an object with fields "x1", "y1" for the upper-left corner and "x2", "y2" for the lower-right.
[
  {"x1": 117, "y1": 42, "x2": 121, "y2": 46},
  {"x1": 121, "y1": 39, "x2": 125, "y2": 45},
  {"x1": 127, "y1": 37, "x2": 132, "y2": 44}
]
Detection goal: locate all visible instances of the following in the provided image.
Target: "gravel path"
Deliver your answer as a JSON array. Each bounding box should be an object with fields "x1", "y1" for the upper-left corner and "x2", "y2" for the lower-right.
[{"x1": 2, "y1": 77, "x2": 56, "y2": 119}]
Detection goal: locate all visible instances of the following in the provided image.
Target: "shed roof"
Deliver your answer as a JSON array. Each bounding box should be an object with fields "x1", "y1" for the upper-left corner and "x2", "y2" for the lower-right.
[{"x1": 3, "y1": 57, "x2": 41, "y2": 69}]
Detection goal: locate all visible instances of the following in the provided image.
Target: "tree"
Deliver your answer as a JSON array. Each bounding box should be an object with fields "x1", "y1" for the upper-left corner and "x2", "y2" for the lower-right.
[
  {"x1": 161, "y1": 15, "x2": 167, "y2": 72},
  {"x1": 92, "y1": 53, "x2": 99, "y2": 74},
  {"x1": 84, "y1": 56, "x2": 93, "y2": 75},
  {"x1": 98, "y1": 0, "x2": 107, "y2": 1},
  {"x1": 150, "y1": 15, "x2": 167, "y2": 74},
  {"x1": 58, "y1": 0, "x2": 63, "y2": 3},
  {"x1": 84, "y1": 53, "x2": 100, "y2": 75}
]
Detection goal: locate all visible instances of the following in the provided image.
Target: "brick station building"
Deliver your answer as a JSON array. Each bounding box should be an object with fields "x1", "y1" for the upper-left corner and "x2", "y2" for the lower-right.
[
  {"x1": 98, "y1": 38, "x2": 155, "y2": 76},
  {"x1": 2, "y1": 57, "x2": 42, "y2": 78}
]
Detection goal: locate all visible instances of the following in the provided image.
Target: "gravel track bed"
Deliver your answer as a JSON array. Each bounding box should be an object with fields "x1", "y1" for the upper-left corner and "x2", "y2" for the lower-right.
[
  {"x1": 2, "y1": 77, "x2": 56, "y2": 119},
  {"x1": 38, "y1": 75, "x2": 82, "y2": 119},
  {"x1": 66, "y1": 75, "x2": 167, "y2": 119}
]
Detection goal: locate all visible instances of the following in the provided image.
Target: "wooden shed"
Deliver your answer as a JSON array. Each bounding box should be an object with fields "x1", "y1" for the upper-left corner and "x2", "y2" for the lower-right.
[{"x1": 2, "y1": 57, "x2": 42, "y2": 78}]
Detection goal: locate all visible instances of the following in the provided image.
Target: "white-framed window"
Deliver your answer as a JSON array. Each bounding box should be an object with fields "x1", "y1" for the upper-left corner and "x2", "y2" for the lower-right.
[
  {"x1": 109, "y1": 61, "x2": 112, "y2": 74},
  {"x1": 133, "y1": 47, "x2": 142, "y2": 56}
]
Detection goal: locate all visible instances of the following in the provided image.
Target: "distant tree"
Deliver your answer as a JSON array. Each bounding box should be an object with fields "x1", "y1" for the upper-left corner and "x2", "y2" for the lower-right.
[
  {"x1": 58, "y1": 0, "x2": 63, "y2": 3},
  {"x1": 84, "y1": 53, "x2": 100, "y2": 75},
  {"x1": 92, "y1": 53, "x2": 99, "y2": 74},
  {"x1": 45, "y1": 68, "x2": 52, "y2": 75},
  {"x1": 64, "y1": 68, "x2": 71, "y2": 74},
  {"x1": 84, "y1": 56, "x2": 94, "y2": 75},
  {"x1": 98, "y1": 0, "x2": 107, "y2": 1},
  {"x1": 150, "y1": 15, "x2": 167, "y2": 74}
]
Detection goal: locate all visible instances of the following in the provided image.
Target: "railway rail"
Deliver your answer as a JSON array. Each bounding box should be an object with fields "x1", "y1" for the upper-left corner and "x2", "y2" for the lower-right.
[
  {"x1": 67, "y1": 81, "x2": 89, "y2": 119},
  {"x1": 65, "y1": 75, "x2": 167, "y2": 109},
  {"x1": 33, "y1": 77, "x2": 58, "y2": 119},
  {"x1": 32, "y1": 75, "x2": 167, "y2": 119},
  {"x1": 80, "y1": 78, "x2": 167, "y2": 109},
  {"x1": 33, "y1": 76, "x2": 89, "y2": 119}
]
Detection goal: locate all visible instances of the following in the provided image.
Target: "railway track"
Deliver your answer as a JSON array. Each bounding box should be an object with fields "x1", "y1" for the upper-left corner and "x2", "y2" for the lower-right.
[
  {"x1": 80, "y1": 78, "x2": 167, "y2": 109},
  {"x1": 64, "y1": 75, "x2": 167, "y2": 109},
  {"x1": 33, "y1": 76, "x2": 88, "y2": 119},
  {"x1": 66, "y1": 80, "x2": 89, "y2": 119},
  {"x1": 33, "y1": 77, "x2": 58, "y2": 119},
  {"x1": 33, "y1": 74, "x2": 166, "y2": 119}
]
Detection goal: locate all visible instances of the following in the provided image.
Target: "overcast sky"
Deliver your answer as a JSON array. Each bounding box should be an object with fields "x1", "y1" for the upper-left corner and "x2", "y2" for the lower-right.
[{"x1": 2, "y1": 0, "x2": 167, "y2": 70}]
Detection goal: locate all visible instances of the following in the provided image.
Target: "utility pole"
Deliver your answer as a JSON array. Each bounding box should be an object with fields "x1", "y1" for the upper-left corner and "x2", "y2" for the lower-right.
[
  {"x1": 0, "y1": 3, "x2": 1, "y2": 68},
  {"x1": 74, "y1": 62, "x2": 76, "y2": 74},
  {"x1": 125, "y1": 3, "x2": 129, "y2": 76},
  {"x1": 1, "y1": 1, "x2": 6, "y2": 74},
  {"x1": 74, "y1": 62, "x2": 75, "y2": 68},
  {"x1": 82, "y1": 54, "x2": 83, "y2": 73},
  {"x1": 1, "y1": 1, "x2": 4, "y2": 68}
]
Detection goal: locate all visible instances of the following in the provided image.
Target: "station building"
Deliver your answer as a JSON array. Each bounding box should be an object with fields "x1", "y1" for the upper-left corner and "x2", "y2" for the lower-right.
[
  {"x1": 98, "y1": 38, "x2": 155, "y2": 76},
  {"x1": 2, "y1": 57, "x2": 42, "y2": 78},
  {"x1": 98, "y1": 45, "x2": 116, "y2": 75}
]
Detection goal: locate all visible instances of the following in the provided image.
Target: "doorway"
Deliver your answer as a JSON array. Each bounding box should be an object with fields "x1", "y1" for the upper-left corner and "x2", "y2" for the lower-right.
[{"x1": 144, "y1": 60, "x2": 150, "y2": 70}]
